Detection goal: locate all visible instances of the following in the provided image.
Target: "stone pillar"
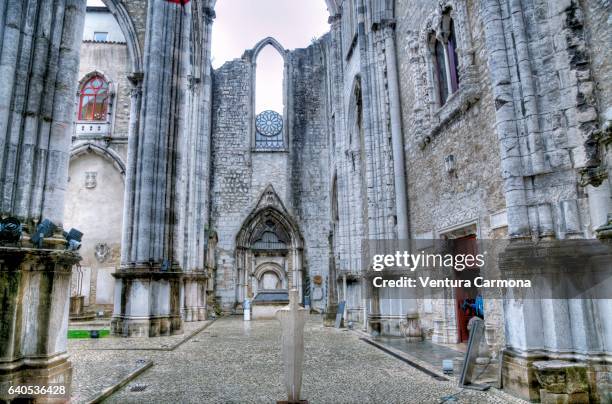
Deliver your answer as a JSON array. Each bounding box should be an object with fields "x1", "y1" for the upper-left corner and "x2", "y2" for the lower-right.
[
  {"x1": 182, "y1": 273, "x2": 208, "y2": 322},
  {"x1": 0, "y1": 0, "x2": 86, "y2": 398},
  {"x1": 342, "y1": 273, "x2": 348, "y2": 321},
  {"x1": 323, "y1": 233, "x2": 338, "y2": 327},
  {"x1": 292, "y1": 248, "x2": 304, "y2": 303},
  {"x1": 112, "y1": 0, "x2": 193, "y2": 337},
  {"x1": 481, "y1": 0, "x2": 531, "y2": 238},
  {"x1": 176, "y1": 6, "x2": 215, "y2": 320},
  {"x1": 383, "y1": 22, "x2": 419, "y2": 325},
  {"x1": 383, "y1": 23, "x2": 410, "y2": 241},
  {"x1": 0, "y1": 0, "x2": 85, "y2": 225},
  {"x1": 0, "y1": 250, "x2": 80, "y2": 401},
  {"x1": 120, "y1": 72, "x2": 143, "y2": 265},
  {"x1": 498, "y1": 240, "x2": 609, "y2": 402}
]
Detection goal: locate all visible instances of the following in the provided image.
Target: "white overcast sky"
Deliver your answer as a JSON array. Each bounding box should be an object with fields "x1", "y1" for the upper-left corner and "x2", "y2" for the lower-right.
[
  {"x1": 211, "y1": 1, "x2": 329, "y2": 66},
  {"x1": 88, "y1": 0, "x2": 330, "y2": 112},
  {"x1": 212, "y1": 1, "x2": 330, "y2": 112}
]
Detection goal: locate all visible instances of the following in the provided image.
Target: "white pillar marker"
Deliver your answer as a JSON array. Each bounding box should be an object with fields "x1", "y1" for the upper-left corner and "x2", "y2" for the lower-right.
[{"x1": 276, "y1": 289, "x2": 308, "y2": 404}]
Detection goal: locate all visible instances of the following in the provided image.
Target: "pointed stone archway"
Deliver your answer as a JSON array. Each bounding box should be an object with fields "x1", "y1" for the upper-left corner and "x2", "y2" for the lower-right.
[{"x1": 235, "y1": 185, "x2": 305, "y2": 306}]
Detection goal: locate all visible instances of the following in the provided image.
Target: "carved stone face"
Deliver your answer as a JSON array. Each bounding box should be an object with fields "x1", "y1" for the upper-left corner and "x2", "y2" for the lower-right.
[
  {"x1": 94, "y1": 243, "x2": 110, "y2": 263},
  {"x1": 85, "y1": 171, "x2": 97, "y2": 189}
]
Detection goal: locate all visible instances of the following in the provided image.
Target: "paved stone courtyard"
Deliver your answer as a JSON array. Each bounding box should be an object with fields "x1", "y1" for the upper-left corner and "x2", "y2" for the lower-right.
[{"x1": 69, "y1": 316, "x2": 525, "y2": 403}]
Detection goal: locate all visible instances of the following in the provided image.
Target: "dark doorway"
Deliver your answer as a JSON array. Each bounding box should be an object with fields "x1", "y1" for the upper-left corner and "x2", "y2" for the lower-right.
[{"x1": 453, "y1": 235, "x2": 483, "y2": 343}]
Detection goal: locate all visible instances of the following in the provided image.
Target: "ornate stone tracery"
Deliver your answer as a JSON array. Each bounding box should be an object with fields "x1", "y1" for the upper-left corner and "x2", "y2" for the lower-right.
[
  {"x1": 413, "y1": 1, "x2": 481, "y2": 148},
  {"x1": 235, "y1": 185, "x2": 305, "y2": 303}
]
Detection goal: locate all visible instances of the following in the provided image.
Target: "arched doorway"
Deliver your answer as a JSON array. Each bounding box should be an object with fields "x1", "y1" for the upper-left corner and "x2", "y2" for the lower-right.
[{"x1": 235, "y1": 185, "x2": 304, "y2": 305}]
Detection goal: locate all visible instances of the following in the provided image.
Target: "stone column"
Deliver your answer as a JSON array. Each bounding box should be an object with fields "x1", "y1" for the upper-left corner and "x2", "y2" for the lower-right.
[
  {"x1": 292, "y1": 248, "x2": 304, "y2": 302},
  {"x1": 498, "y1": 240, "x2": 610, "y2": 402},
  {"x1": 383, "y1": 22, "x2": 409, "y2": 241},
  {"x1": 176, "y1": 6, "x2": 215, "y2": 320},
  {"x1": 342, "y1": 273, "x2": 348, "y2": 321},
  {"x1": 0, "y1": 0, "x2": 86, "y2": 398},
  {"x1": 324, "y1": 232, "x2": 339, "y2": 326},
  {"x1": 112, "y1": 0, "x2": 192, "y2": 337},
  {"x1": 121, "y1": 72, "x2": 143, "y2": 264},
  {"x1": 182, "y1": 273, "x2": 208, "y2": 322},
  {"x1": 383, "y1": 21, "x2": 419, "y2": 323},
  {"x1": 481, "y1": 0, "x2": 531, "y2": 238}
]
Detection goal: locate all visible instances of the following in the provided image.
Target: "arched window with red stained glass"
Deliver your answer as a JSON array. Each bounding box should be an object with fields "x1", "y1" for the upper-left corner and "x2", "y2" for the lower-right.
[{"x1": 78, "y1": 75, "x2": 110, "y2": 121}]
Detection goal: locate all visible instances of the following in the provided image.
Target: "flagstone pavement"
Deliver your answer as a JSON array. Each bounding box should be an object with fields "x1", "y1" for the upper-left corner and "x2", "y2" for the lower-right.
[{"x1": 68, "y1": 316, "x2": 526, "y2": 403}]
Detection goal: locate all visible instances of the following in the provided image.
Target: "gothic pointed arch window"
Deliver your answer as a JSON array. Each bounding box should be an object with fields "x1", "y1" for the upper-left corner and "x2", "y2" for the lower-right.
[
  {"x1": 446, "y1": 19, "x2": 459, "y2": 92},
  {"x1": 430, "y1": 12, "x2": 460, "y2": 107},
  {"x1": 78, "y1": 74, "x2": 110, "y2": 121},
  {"x1": 433, "y1": 37, "x2": 449, "y2": 106},
  {"x1": 253, "y1": 39, "x2": 286, "y2": 151}
]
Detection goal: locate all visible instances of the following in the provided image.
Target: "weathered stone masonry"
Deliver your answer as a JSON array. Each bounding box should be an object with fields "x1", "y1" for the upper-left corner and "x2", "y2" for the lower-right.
[
  {"x1": 210, "y1": 36, "x2": 333, "y2": 313},
  {"x1": 0, "y1": 0, "x2": 610, "y2": 402},
  {"x1": 0, "y1": 0, "x2": 86, "y2": 396}
]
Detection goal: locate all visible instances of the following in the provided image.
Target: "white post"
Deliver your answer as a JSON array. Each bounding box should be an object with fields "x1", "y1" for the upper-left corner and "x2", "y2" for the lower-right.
[{"x1": 276, "y1": 289, "x2": 307, "y2": 402}]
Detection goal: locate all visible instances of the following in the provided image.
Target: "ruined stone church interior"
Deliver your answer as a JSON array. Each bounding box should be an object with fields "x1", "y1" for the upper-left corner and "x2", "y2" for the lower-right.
[{"x1": 0, "y1": 0, "x2": 611, "y2": 402}]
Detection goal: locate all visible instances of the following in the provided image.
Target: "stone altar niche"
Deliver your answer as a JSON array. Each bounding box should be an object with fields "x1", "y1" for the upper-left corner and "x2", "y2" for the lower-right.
[
  {"x1": 252, "y1": 290, "x2": 290, "y2": 320},
  {"x1": 235, "y1": 185, "x2": 305, "y2": 309}
]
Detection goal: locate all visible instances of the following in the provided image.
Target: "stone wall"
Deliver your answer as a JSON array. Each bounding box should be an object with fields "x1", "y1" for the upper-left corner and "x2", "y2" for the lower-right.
[
  {"x1": 210, "y1": 58, "x2": 254, "y2": 309},
  {"x1": 210, "y1": 38, "x2": 333, "y2": 312},
  {"x1": 64, "y1": 153, "x2": 124, "y2": 312},
  {"x1": 394, "y1": 0, "x2": 506, "y2": 343},
  {"x1": 581, "y1": 0, "x2": 611, "y2": 115},
  {"x1": 116, "y1": 0, "x2": 147, "y2": 53},
  {"x1": 289, "y1": 40, "x2": 332, "y2": 309},
  {"x1": 65, "y1": 39, "x2": 132, "y2": 314},
  {"x1": 77, "y1": 40, "x2": 131, "y2": 153}
]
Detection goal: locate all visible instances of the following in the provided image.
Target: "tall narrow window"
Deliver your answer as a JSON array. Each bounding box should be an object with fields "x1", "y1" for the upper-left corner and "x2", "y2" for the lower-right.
[
  {"x1": 434, "y1": 38, "x2": 449, "y2": 106},
  {"x1": 431, "y1": 15, "x2": 460, "y2": 107},
  {"x1": 254, "y1": 44, "x2": 284, "y2": 150},
  {"x1": 447, "y1": 20, "x2": 459, "y2": 93},
  {"x1": 78, "y1": 75, "x2": 109, "y2": 121}
]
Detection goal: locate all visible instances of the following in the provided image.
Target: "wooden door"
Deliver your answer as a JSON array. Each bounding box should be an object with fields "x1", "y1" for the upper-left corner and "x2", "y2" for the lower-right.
[{"x1": 453, "y1": 235, "x2": 480, "y2": 343}]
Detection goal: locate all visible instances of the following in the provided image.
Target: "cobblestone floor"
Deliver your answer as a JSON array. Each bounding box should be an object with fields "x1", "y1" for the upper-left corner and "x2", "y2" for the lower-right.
[
  {"x1": 70, "y1": 350, "x2": 147, "y2": 402},
  {"x1": 84, "y1": 316, "x2": 526, "y2": 404},
  {"x1": 69, "y1": 320, "x2": 212, "y2": 402}
]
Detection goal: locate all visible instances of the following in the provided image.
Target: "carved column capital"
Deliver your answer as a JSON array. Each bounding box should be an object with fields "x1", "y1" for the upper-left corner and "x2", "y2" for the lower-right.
[
  {"x1": 204, "y1": 6, "x2": 216, "y2": 24},
  {"x1": 128, "y1": 72, "x2": 144, "y2": 96}
]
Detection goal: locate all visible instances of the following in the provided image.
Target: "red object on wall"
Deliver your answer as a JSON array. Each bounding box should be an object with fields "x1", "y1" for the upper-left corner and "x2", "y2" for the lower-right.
[{"x1": 165, "y1": 0, "x2": 190, "y2": 4}]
